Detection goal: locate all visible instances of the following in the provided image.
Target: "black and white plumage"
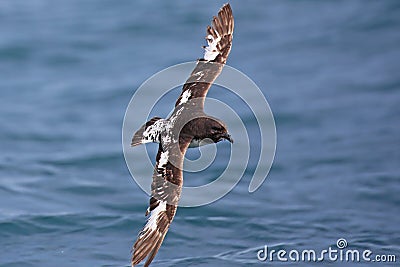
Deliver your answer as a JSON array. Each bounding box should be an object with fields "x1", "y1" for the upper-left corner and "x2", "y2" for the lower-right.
[{"x1": 130, "y1": 4, "x2": 234, "y2": 267}]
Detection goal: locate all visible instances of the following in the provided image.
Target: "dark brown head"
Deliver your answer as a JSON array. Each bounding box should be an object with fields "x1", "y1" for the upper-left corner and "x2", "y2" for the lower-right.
[{"x1": 207, "y1": 118, "x2": 233, "y2": 144}]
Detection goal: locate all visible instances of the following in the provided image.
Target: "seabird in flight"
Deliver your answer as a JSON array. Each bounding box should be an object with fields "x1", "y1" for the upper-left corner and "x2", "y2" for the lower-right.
[{"x1": 130, "y1": 4, "x2": 234, "y2": 266}]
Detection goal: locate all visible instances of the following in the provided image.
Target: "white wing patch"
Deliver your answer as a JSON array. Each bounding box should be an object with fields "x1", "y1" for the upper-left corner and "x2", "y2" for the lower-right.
[
  {"x1": 158, "y1": 151, "x2": 169, "y2": 169},
  {"x1": 162, "y1": 135, "x2": 171, "y2": 144},
  {"x1": 140, "y1": 201, "x2": 167, "y2": 237},
  {"x1": 168, "y1": 106, "x2": 184, "y2": 126},
  {"x1": 179, "y1": 90, "x2": 191, "y2": 105},
  {"x1": 204, "y1": 32, "x2": 221, "y2": 61},
  {"x1": 168, "y1": 106, "x2": 185, "y2": 142}
]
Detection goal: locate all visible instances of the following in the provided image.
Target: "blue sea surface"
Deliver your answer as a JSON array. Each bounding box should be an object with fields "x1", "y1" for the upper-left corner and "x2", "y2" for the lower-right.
[{"x1": 0, "y1": 0, "x2": 399, "y2": 266}]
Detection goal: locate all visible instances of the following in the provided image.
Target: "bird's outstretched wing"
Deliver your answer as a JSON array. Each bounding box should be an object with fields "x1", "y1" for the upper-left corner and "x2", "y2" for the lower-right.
[
  {"x1": 131, "y1": 136, "x2": 191, "y2": 267},
  {"x1": 175, "y1": 3, "x2": 234, "y2": 109}
]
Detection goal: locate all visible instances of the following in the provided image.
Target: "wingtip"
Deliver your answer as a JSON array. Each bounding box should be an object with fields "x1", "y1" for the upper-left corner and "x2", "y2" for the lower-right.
[
  {"x1": 202, "y1": 2, "x2": 234, "y2": 62},
  {"x1": 220, "y1": 3, "x2": 232, "y2": 15},
  {"x1": 221, "y1": 3, "x2": 231, "y2": 9}
]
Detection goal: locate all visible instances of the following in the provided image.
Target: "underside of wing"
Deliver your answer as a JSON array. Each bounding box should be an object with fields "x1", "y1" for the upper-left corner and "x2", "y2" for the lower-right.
[{"x1": 175, "y1": 3, "x2": 234, "y2": 108}]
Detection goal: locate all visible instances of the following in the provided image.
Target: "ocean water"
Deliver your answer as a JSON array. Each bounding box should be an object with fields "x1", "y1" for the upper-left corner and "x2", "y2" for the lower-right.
[{"x1": 1, "y1": 0, "x2": 399, "y2": 266}]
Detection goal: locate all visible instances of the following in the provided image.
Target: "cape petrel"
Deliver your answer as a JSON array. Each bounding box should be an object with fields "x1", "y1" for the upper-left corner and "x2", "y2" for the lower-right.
[{"x1": 130, "y1": 4, "x2": 234, "y2": 266}]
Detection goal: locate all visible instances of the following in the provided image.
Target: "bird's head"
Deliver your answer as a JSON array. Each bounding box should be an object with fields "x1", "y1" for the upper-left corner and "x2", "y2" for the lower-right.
[{"x1": 208, "y1": 119, "x2": 233, "y2": 144}]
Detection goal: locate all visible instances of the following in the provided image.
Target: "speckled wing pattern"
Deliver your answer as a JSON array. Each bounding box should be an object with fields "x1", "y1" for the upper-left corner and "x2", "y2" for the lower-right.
[
  {"x1": 175, "y1": 3, "x2": 234, "y2": 109},
  {"x1": 131, "y1": 138, "x2": 190, "y2": 267}
]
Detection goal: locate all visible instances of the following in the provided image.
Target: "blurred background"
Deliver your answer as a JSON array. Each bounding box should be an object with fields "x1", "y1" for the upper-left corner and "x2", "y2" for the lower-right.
[{"x1": 0, "y1": 0, "x2": 399, "y2": 266}]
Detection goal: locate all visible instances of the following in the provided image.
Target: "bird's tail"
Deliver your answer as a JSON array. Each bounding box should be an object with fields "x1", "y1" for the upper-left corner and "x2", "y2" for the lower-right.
[{"x1": 131, "y1": 117, "x2": 163, "y2": 147}]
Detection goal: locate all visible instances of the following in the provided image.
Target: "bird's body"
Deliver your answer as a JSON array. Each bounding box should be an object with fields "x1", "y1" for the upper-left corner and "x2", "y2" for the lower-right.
[{"x1": 130, "y1": 4, "x2": 234, "y2": 266}]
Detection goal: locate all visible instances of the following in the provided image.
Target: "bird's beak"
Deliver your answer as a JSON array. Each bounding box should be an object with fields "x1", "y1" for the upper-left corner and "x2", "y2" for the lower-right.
[{"x1": 223, "y1": 133, "x2": 234, "y2": 143}]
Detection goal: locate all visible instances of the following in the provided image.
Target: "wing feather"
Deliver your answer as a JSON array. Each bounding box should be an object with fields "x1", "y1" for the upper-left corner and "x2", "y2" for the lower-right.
[
  {"x1": 175, "y1": 3, "x2": 234, "y2": 109},
  {"x1": 131, "y1": 139, "x2": 191, "y2": 266}
]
